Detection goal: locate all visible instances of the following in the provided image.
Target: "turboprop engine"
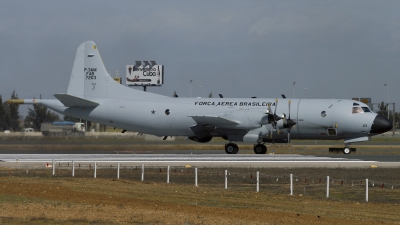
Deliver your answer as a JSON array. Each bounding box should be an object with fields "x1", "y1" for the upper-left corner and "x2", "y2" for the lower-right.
[{"x1": 264, "y1": 98, "x2": 297, "y2": 142}]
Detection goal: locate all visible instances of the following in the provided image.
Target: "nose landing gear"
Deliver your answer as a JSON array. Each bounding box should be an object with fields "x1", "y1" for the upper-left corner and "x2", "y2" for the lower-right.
[
  {"x1": 343, "y1": 147, "x2": 351, "y2": 154},
  {"x1": 329, "y1": 144, "x2": 356, "y2": 154}
]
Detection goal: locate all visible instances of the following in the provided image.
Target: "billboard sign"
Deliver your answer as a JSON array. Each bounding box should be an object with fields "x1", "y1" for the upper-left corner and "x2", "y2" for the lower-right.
[
  {"x1": 126, "y1": 61, "x2": 163, "y2": 86},
  {"x1": 353, "y1": 97, "x2": 373, "y2": 110},
  {"x1": 360, "y1": 98, "x2": 371, "y2": 105}
]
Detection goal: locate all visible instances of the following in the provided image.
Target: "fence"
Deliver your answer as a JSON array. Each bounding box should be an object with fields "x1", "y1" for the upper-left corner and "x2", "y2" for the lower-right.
[{"x1": 3, "y1": 160, "x2": 400, "y2": 203}]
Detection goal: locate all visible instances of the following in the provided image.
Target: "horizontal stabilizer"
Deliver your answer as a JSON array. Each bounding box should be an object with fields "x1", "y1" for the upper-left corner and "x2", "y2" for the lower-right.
[
  {"x1": 54, "y1": 94, "x2": 99, "y2": 107},
  {"x1": 188, "y1": 115, "x2": 240, "y2": 127}
]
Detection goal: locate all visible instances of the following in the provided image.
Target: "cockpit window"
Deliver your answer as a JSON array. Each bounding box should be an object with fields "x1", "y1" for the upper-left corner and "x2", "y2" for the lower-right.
[
  {"x1": 352, "y1": 107, "x2": 363, "y2": 114},
  {"x1": 352, "y1": 106, "x2": 372, "y2": 114},
  {"x1": 361, "y1": 107, "x2": 371, "y2": 113}
]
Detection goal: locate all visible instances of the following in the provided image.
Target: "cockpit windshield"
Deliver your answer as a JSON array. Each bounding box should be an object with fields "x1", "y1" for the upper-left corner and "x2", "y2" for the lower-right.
[
  {"x1": 361, "y1": 107, "x2": 371, "y2": 112},
  {"x1": 352, "y1": 106, "x2": 372, "y2": 114}
]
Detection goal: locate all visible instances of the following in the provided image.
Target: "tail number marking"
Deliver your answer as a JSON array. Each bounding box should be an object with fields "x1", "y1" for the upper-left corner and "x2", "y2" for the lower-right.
[{"x1": 84, "y1": 68, "x2": 97, "y2": 80}]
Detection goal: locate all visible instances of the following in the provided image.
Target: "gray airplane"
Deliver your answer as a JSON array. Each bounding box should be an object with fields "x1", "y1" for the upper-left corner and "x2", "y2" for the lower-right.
[{"x1": 7, "y1": 41, "x2": 392, "y2": 154}]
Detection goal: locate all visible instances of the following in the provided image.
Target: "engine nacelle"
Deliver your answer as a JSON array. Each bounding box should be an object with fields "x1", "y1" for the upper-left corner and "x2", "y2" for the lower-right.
[
  {"x1": 243, "y1": 134, "x2": 260, "y2": 143},
  {"x1": 188, "y1": 136, "x2": 212, "y2": 143}
]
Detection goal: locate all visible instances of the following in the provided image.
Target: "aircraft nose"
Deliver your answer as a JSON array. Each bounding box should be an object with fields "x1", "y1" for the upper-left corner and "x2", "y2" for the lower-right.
[{"x1": 370, "y1": 115, "x2": 392, "y2": 134}]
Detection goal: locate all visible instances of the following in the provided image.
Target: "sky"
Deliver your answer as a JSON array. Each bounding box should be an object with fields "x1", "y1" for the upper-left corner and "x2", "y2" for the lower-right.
[{"x1": 1, "y1": 0, "x2": 400, "y2": 116}]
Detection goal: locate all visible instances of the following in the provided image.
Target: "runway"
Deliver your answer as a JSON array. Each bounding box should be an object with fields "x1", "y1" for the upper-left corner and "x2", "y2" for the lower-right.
[{"x1": 1, "y1": 154, "x2": 399, "y2": 168}]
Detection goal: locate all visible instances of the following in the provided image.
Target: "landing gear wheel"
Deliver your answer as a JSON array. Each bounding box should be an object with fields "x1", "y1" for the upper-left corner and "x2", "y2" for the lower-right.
[
  {"x1": 343, "y1": 147, "x2": 351, "y2": 154},
  {"x1": 225, "y1": 143, "x2": 239, "y2": 154},
  {"x1": 253, "y1": 144, "x2": 267, "y2": 154}
]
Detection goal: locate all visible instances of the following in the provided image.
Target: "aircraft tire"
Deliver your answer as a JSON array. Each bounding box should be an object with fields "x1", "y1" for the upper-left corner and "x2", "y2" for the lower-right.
[
  {"x1": 225, "y1": 143, "x2": 239, "y2": 154},
  {"x1": 343, "y1": 147, "x2": 351, "y2": 154},
  {"x1": 253, "y1": 144, "x2": 267, "y2": 154}
]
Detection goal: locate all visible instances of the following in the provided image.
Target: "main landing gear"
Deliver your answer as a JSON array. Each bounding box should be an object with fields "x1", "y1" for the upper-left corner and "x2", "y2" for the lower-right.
[
  {"x1": 253, "y1": 144, "x2": 267, "y2": 154},
  {"x1": 224, "y1": 143, "x2": 268, "y2": 154},
  {"x1": 225, "y1": 143, "x2": 238, "y2": 154}
]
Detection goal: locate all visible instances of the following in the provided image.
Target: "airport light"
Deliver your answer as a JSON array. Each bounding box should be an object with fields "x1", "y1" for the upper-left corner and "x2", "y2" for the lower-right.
[
  {"x1": 199, "y1": 85, "x2": 202, "y2": 97},
  {"x1": 385, "y1": 84, "x2": 389, "y2": 119},
  {"x1": 190, "y1": 80, "x2": 193, "y2": 97},
  {"x1": 384, "y1": 84, "x2": 389, "y2": 103},
  {"x1": 293, "y1": 82, "x2": 296, "y2": 98}
]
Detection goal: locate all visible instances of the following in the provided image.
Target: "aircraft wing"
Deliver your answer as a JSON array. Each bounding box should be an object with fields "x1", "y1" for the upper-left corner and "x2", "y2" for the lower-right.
[
  {"x1": 54, "y1": 94, "x2": 99, "y2": 107},
  {"x1": 188, "y1": 115, "x2": 246, "y2": 139},
  {"x1": 188, "y1": 115, "x2": 240, "y2": 127}
]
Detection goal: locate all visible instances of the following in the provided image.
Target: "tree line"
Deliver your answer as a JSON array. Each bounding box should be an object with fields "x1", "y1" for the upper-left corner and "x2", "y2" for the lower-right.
[
  {"x1": 0, "y1": 91, "x2": 21, "y2": 131},
  {"x1": 0, "y1": 91, "x2": 60, "y2": 132}
]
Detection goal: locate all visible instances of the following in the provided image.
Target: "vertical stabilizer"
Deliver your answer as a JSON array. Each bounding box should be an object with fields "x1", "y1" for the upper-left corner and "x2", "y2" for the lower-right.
[
  {"x1": 65, "y1": 41, "x2": 167, "y2": 102},
  {"x1": 67, "y1": 41, "x2": 109, "y2": 99},
  {"x1": 67, "y1": 42, "x2": 85, "y2": 97}
]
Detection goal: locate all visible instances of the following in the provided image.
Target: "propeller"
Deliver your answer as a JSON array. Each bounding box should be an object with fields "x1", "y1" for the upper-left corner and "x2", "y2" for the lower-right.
[
  {"x1": 266, "y1": 98, "x2": 282, "y2": 139},
  {"x1": 265, "y1": 99, "x2": 297, "y2": 143},
  {"x1": 283, "y1": 100, "x2": 297, "y2": 143},
  {"x1": 266, "y1": 102, "x2": 273, "y2": 139}
]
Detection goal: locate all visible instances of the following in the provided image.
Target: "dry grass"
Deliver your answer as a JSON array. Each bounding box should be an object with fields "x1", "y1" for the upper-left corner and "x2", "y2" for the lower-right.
[{"x1": 0, "y1": 167, "x2": 400, "y2": 224}]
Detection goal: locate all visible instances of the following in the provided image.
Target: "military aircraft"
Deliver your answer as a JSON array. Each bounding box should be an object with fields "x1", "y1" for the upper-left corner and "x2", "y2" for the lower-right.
[{"x1": 7, "y1": 41, "x2": 393, "y2": 154}]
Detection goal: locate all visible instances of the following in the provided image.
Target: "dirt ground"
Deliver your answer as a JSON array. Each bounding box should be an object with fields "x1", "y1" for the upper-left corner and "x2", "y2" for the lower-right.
[
  {"x1": 1, "y1": 136, "x2": 400, "y2": 224},
  {"x1": 1, "y1": 170, "x2": 400, "y2": 225}
]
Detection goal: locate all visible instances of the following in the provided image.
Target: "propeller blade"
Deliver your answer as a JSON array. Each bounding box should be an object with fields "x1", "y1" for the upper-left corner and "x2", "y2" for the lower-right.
[
  {"x1": 287, "y1": 100, "x2": 293, "y2": 143},
  {"x1": 267, "y1": 102, "x2": 272, "y2": 114},
  {"x1": 270, "y1": 124, "x2": 273, "y2": 139}
]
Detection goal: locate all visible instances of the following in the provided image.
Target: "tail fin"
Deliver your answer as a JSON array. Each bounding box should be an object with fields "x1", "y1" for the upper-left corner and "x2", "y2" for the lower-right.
[
  {"x1": 67, "y1": 41, "x2": 109, "y2": 99},
  {"x1": 65, "y1": 41, "x2": 165, "y2": 102}
]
